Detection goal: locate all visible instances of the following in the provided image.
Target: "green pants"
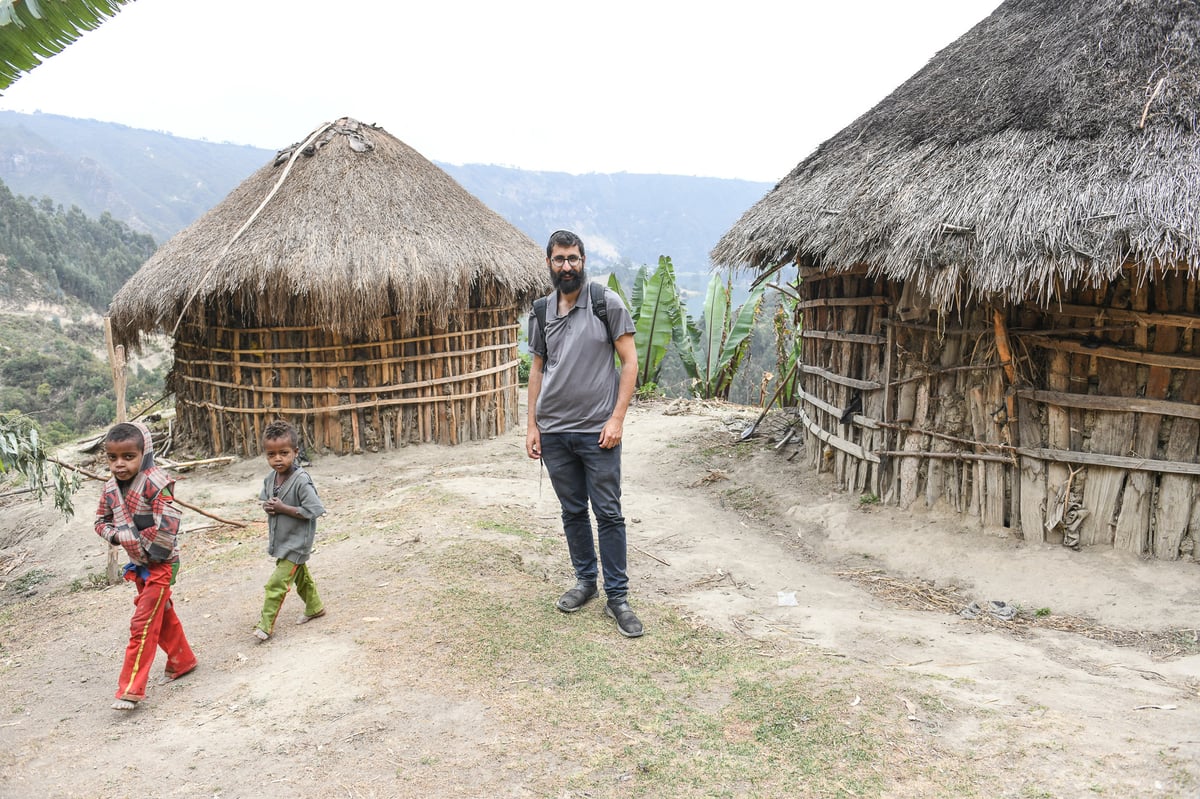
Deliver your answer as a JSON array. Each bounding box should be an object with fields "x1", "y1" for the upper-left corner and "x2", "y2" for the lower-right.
[{"x1": 257, "y1": 558, "x2": 323, "y2": 635}]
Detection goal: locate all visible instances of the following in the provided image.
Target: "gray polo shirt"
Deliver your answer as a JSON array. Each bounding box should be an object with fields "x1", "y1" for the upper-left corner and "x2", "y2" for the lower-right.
[{"x1": 528, "y1": 280, "x2": 636, "y2": 434}]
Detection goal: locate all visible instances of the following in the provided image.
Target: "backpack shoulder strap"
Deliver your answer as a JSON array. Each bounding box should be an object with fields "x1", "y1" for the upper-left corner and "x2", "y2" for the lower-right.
[
  {"x1": 533, "y1": 295, "x2": 548, "y2": 344},
  {"x1": 590, "y1": 281, "x2": 608, "y2": 325}
]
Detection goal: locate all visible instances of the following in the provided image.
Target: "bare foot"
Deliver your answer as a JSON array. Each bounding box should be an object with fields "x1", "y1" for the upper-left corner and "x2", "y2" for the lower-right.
[
  {"x1": 157, "y1": 663, "x2": 197, "y2": 685},
  {"x1": 297, "y1": 608, "x2": 326, "y2": 625},
  {"x1": 254, "y1": 628, "x2": 270, "y2": 642},
  {"x1": 111, "y1": 699, "x2": 137, "y2": 711}
]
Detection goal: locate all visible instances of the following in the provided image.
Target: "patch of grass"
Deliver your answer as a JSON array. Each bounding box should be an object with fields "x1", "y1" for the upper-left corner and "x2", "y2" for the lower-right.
[
  {"x1": 69, "y1": 573, "x2": 109, "y2": 592},
  {"x1": 1167, "y1": 629, "x2": 1200, "y2": 656},
  {"x1": 719, "y1": 485, "x2": 772, "y2": 519},
  {"x1": 412, "y1": 538, "x2": 996, "y2": 798},
  {"x1": 6, "y1": 568, "x2": 51, "y2": 593},
  {"x1": 476, "y1": 519, "x2": 539, "y2": 541},
  {"x1": 858, "y1": 492, "x2": 880, "y2": 507},
  {"x1": 698, "y1": 439, "x2": 758, "y2": 460}
]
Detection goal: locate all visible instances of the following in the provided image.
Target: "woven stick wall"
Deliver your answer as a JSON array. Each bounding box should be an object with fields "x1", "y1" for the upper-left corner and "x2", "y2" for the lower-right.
[
  {"x1": 790, "y1": 263, "x2": 1200, "y2": 561},
  {"x1": 168, "y1": 302, "x2": 521, "y2": 456}
]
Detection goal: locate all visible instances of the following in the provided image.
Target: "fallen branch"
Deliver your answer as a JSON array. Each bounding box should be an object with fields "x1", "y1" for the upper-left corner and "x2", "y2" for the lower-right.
[
  {"x1": 47, "y1": 457, "x2": 246, "y2": 528},
  {"x1": 161, "y1": 456, "x2": 236, "y2": 471},
  {"x1": 632, "y1": 544, "x2": 671, "y2": 567}
]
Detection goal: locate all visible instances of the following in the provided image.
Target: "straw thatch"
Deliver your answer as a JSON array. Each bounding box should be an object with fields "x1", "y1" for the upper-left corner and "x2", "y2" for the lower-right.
[
  {"x1": 106, "y1": 118, "x2": 548, "y2": 456},
  {"x1": 711, "y1": 0, "x2": 1200, "y2": 307},
  {"x1": 109, "y1": 117, "x2": 547, "y2": 348},
  {"x1": 710, "y1": 0, "x2": 1200, "y2": 562}
]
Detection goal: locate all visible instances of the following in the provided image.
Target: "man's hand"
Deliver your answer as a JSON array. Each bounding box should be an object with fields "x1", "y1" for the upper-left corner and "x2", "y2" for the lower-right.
[
  {"x1": 526, "y1": 429, "x2": 542, "y2": 460},
  {"x1": 598, "y1": 418, "x2": 624, "y2": 449}
]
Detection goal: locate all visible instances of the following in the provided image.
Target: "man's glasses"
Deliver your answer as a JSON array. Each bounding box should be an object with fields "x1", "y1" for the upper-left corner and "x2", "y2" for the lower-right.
[{"x1": 551, "y1": 255, "x2": 583, "y2": 267}]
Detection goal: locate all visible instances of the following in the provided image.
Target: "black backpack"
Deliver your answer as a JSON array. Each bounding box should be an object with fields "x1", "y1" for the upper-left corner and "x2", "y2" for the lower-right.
[{"x1": 532, "y1": 282, "x2": 610, "y2": 371}]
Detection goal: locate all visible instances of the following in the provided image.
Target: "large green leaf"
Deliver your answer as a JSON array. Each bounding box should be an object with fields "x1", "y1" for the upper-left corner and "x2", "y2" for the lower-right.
[
  {"x1": 0, "y1": 0, "x2": 132, "y2": 90},
  {"x1": 712, "y1": 282, "x2": 766, "y2": 397},
  {"x1": 607, "y1": 273, "x2": 630, "y2": 311},
  {"x1": 697, "y1": 274, "x2": 730, "y2": 384},
  {"x1": 633, "y1": 256, "x2": 682, "y2": 387},
  {"x1": 718, "y1": 282, "x2": 766, "y2": 367},
  {"x1": 673, "y1": 302, "x2": 701, "y2": 382},
  {"x1": 629, "y1": 265, "x2": 648, "y2": 325}
]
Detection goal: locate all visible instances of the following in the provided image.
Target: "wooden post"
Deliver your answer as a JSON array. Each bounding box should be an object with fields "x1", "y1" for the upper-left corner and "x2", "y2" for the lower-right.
[
  {"x1": 1115, "y1": 282, "x2": 1176, "y2": 554},
  {"x1": 103, "y1": 318, "x2": 127, "y2": 584}
]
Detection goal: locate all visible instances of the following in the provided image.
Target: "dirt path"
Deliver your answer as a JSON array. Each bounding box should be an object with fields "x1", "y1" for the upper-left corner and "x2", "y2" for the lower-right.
[{"x1": 1, "y1": 400, "x2": 1198, "y2": 798}]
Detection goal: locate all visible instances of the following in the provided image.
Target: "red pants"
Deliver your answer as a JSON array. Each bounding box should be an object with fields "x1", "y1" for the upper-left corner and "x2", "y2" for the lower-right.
[{"x1": 116, "y1": 562, "x2": 197, "y2": 702}]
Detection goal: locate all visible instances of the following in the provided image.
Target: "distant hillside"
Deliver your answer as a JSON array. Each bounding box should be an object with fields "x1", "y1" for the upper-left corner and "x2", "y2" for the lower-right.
[
  {"x1": 0, "y1": 111, "x2": 270, "y2": 245},
  {"x1": 440, "y1": 164, "x2": 772, "y2": 281},
  {"x1": 0, "y1": 112, "x2": 771, "y2": 292}
]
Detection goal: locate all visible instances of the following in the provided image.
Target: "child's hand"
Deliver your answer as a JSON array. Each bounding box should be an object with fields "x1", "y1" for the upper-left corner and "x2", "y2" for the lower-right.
[{"x1": 263, "y1": 497, "x2": 282, "y2": 516}]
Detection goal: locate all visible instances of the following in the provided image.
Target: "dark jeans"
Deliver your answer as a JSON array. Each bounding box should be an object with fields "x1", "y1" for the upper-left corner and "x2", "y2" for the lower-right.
[{"x1": 540, "y1": 432, "x2": 628, "y2": 599}]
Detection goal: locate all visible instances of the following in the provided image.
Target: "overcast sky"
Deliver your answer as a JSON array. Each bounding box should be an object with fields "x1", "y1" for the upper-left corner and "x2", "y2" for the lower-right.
[{"x1": 0, "y1": 0, "x2": 1001, "y2": 182}]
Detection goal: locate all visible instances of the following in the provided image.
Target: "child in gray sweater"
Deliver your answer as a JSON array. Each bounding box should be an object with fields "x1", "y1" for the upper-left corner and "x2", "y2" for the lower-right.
[{"x1": 254, "y1": 420, "x2": 326, "y2": 641}]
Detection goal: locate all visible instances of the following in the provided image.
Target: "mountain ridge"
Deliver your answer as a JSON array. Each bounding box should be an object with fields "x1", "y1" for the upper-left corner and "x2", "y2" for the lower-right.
[{"x1": 0, "y1": 111, "x2": 771, "y2": 286}]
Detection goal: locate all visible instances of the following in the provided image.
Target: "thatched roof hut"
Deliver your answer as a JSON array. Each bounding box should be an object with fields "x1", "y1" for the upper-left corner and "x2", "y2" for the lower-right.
[
  {"x1": 110, "y1": 117, "x2": 548, "y2": 455},
  {"x1": 712, "y1": 0, "x2": 1200, "y2": 561},
  {"x1": 713, "y1": 0, "x2": 1200, "y2": 300}
]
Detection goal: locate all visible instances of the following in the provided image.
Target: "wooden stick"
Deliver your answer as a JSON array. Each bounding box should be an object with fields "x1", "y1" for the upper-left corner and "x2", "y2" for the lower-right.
[
  {"x1": 875, "y1": 450, "x2": 1012, "y2": 464},
  {"x1": 104, "y1": 317, "x2": 127, "y2": 583},
  {"x1": 163, "y1": 456, "x2": 237, "y2": 470},
  {"x1": 48, "y1": 458, "x2": 246, "y2": 528},
  {"x1": 632, "y1": 544, "x2": 671, "y2": 567}
]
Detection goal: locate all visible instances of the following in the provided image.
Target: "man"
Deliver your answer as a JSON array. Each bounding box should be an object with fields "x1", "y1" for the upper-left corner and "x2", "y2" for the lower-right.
[{"x1": 526, "y1": 229, "x2": 642, "y2": 638}]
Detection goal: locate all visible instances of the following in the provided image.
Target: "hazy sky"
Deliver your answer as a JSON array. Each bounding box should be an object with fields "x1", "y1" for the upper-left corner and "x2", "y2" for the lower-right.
[{"x1": 0, "y1": 0, "x2": 1000, "y2": 182}]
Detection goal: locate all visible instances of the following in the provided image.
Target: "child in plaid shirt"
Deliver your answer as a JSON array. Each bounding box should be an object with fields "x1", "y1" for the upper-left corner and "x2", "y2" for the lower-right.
[{"x1": 95, "y1": 422, "x2": 197, "y2": 710}]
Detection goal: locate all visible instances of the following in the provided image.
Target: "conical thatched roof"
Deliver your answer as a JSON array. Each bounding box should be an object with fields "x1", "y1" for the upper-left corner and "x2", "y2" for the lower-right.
[
  {"x1": 712, "y1": 0, "x2": 1200, "y2": 307},
  {"x1": 109, "y1": 117, "x2": 548, "y2": 347}
]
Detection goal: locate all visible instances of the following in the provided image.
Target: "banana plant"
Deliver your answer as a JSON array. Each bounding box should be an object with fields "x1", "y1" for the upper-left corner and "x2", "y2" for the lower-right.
[
  {"x1": 678, "y1": 274, "x2": 766, "y2": 400},
  {"x1": 772, "y1": 286, "x2": 803, "y2": 404},
  {"x1": 607, "y1": 257, "x2": 686, "y2": 388}
]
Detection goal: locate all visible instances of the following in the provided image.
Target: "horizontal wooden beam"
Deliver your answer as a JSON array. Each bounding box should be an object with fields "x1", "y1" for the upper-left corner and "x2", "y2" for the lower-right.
[
  {"x1": 796, "y1": 296, "x2": 888, "y2": 309},
  {"x1": 1046, "y1": 303, "x2": 1200, "y2": 331},
  {"x1": 1016, "y1": 388, "x2": 1200, "y2": 421},
  {"x1": 179, "y1": 377, "x2": 516, "y2": 416},
  {"x1": 797, "y1": 363, "x2": 882, "y2": 391},
  {"x1": 1022, "y1": 334, "x2": 1200, "y2": 371},
  {"x1": 801, "y1": 329, "x2": 887, "y2": 345},
  {"x1": 796, "y1": 407, "x2": 880, "y2": 463},
  {"x1": 875, "y1": 450, "x2": 1011, "y2": 463},
  {"x1": 795, "y1": 386, "x2": 880, "y2": 429},
  {"x1": 882, "y1": 319, "x2": 990, "y2": 335},
  {"x1": 1016, "y1": 447, "x2": 1200, "y2": 476},
  {"x1": 799, "y1": 264, "x2": 870, "y2": 281},
  {"x1": 175, "y1": 359, "x2": 517, "y2": 396}
]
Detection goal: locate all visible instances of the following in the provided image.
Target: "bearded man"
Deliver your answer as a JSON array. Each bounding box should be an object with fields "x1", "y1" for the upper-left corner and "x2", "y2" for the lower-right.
[{"x1": 525, "y1": 229, "x2": 642, "y2": 637}]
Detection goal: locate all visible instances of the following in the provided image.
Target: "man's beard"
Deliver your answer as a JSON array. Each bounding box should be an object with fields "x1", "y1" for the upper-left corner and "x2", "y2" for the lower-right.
[{"x1": 551, "y1": 265, "x2": 586, "y2": 294}]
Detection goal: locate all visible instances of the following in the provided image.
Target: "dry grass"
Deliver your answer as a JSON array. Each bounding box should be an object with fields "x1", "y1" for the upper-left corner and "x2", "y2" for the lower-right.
[{"x1": 837, "y1": 567, "x2": 1200, "y2": 660}]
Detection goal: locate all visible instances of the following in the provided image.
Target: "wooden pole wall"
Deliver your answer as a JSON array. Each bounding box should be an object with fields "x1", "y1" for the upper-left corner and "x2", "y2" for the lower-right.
[
  {"x1": 170, "y1": 301, "x2": 523, "y2": 457},
  {"x1": 789, "y1": 262, "x2": 1200, "y2": 561}
]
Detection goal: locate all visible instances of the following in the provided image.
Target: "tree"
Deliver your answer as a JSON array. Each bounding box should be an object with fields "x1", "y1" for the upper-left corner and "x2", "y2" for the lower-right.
[
  {"x1": 0, "y1": 0, "x2": 131, "y2": 89},
  {"x1": 0, "y1": 412, "x2": 81, "y2": 515}
]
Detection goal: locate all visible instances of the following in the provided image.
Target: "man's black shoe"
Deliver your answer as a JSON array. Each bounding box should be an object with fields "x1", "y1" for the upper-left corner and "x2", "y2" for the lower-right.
[
  {"x1": 555, "y1": 581, "x2": 598, "y2": 613},
  {"x1": 605, "y1": 598, "x2": 644, "y2": 638}
]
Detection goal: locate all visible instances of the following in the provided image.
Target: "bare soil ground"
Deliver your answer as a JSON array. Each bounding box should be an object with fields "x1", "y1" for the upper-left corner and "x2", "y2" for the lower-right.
[{"x1": 1, "y1": 399, "x2": 1198, "y2": 799}]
